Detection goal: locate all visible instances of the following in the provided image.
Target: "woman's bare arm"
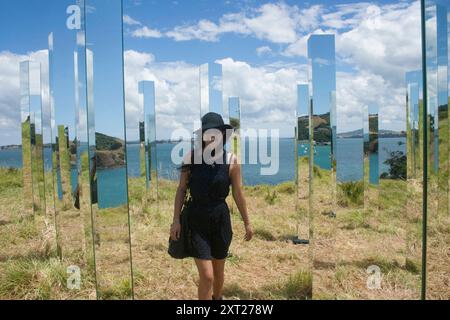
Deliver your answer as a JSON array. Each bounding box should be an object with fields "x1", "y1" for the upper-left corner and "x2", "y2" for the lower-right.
[
  {"x1": 230, "y1": 154, "x2": 253, "y2": 240},
  {"x1": 173, "y1": 168, "x2": 189, "y2": 224},
  {"x1": 170, "y1": 153, "x2": 191, "y2": 241}
]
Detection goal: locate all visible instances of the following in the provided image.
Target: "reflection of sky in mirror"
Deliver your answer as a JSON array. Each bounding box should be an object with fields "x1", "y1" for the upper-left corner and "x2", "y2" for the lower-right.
[
  {"x1": 436, "y1": 4, "x2": 448, "y2": 109},
  {"x1": 200, "y1": 62, "x2": 224, "y2": 118},
  {"x1": 228, "y1": 97, "x2": 240, "y2": 121},
  {"x1": 209, "y1": 63, "x2": 224, "y2": 116},
  {"x1": 308, "y1": 35, "x2": 336, "y2": 116},
  {"x1": 19, "y1": 62, "x2": 30, "y2": 123},
  {"x1": 30, "y1": 97, "x2": 42, "y2": 135},
  {"x1": 140, "y1": 81, "x2": 156, "y2": 144},
  {"x1": 297, "y1": 84, "x2": 309, "y2": 118},
  {"x1": 85, "y1": 0, "x2": 125, "y2": 140}
]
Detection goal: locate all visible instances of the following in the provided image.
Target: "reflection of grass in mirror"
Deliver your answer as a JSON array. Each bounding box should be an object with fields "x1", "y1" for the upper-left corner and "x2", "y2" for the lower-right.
[
  {"x1": 338, "y1": 181, "x2": 364, "y2": 208},
  {"x1": 0, "y1": 167, "x2": 96, "y2": 299},
  {"x1": 94, "y1": 205, "x2": 133, "y2": 300}
]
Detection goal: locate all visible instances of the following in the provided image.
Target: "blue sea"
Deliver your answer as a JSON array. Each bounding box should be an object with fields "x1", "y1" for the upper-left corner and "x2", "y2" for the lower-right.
[{"x1": 0, "y1": 137, "x2": 405, "y2": 208}]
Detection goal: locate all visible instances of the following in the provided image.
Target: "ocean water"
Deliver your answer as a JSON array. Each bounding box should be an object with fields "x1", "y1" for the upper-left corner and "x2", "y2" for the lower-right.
[{"x1": 0, "y1": 137, "x2": 406, "y2": 208}]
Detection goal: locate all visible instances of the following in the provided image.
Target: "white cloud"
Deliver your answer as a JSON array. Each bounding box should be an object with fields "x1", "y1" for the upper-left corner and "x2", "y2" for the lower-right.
[
  {"x1": 256, "y1": 46, "x2": 272, "y2": 57},
  {"x1": 123, "y1": 51, "x2": 308, "y2": 139},
  {"x1": 336, "y1": 1, "x2": 421, "y2": 85},
  {"x1": 337, "y1": 70, "x2": 406, "y2": 133},
  {"x1": 218, "y1": 57, "x2": 307, "y2": 135},
  {"x1": 131, "y1": 26, "x2": 163, "y2": 38},
  {"x1": 123, "y1": 14, "x2": 141, "y2": 26},
  {"x1": 161, "y1": 2, "x2": 303, "y2": 43},
  {"x1": 124, "y1": 50, "x2": 200, "y2": 140},
  {"x1": 242, "y1": 3, "x2": 298, "y2": 43}
]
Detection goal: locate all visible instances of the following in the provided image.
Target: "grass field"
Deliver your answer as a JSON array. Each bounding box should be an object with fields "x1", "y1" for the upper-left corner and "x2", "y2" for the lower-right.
[{"x1": 0, "y1": 163, "x2": 449, "y2": 300}]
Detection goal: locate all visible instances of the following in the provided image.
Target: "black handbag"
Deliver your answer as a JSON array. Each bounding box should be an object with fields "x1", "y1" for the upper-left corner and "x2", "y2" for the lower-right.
[{"x1": 168, "y1": 191, "x2": 193, "y2": 259}]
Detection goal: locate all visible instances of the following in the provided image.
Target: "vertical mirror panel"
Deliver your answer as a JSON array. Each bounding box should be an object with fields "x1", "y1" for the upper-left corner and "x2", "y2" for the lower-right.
[
  {"x1": 85, "y1": 0, "x2": 133, "y2": 299},
  {"x1": 405, "y1": 71, "x2": 423, "y2": 299},
  {"x1": 140, "y1": 81, "x2": 158, "y2": 203},
  {"x1": 124, "y1": 74, "x2": 146, "y2": 300},
  {"x1": 227, "y1": 97, "x2": 241, "y2": 215},
  {"x1": 336, "y1": 104, "x2": 364, "y2": 209},
  {"x1": 364, "y1": 105, "x2": 380, "y2": 210},
  {"x1": 425, "y1": 0, "x2": 450, "y2": 299},
  {"x1": 29, "y1": 62, "x2": 46, "y2": 217},
  {"x1": 45, "y1": 34, "x2": 58, "y2": 249},
  {"x1": 19, "y1": 61, "x2": 33, "y2": 219},
  {"x1": 308, "y1": 34, "x2": 336, "y2": 299},
  {"x1": 368, "y1": 105, "x2": 380, "y2": 187},
  {"x1": 75, "y1": 0, "x2": 97, "y2": 298},
  {"x1": 228, "y1": 97, "x2": 241, "y2": 159},
  {"x1": 200, "y1": 62, "x2": 223, "y2": 117},
  {"x1": 50, "y1": 0, "x2": 96, "y2": 298},
  {"x1": 296, "y1": 84, "x2": 310, "y2": 243}
]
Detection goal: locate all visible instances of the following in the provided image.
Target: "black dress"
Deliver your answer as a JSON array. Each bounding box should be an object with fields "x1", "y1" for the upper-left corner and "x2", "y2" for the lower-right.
[{"x1": 187, "y1": 151, "x2": 233, "y2": 260}]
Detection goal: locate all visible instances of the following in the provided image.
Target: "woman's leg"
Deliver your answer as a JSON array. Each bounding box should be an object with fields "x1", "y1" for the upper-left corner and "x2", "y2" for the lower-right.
[
  {"x1": 212, "y1": 259, "x2": 226, "y2": 299},
  {"x1": 194, "y1": 258, "x2": 214, "y2": 300}
]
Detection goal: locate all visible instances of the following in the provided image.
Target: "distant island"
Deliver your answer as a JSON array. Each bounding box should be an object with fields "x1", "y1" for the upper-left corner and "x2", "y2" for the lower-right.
[
  {"x1": 127, "y1": 138, "x2": 184, "y2": 145},
  {"x1": 298, "y1": 113, "x2": 405, "y2": 141},
  {"x1": 337, "y1": 129, "x2": 406, "y2": 139},
  {"x1": 0, "y1": 145, "x2": 21, "y2": 150}
]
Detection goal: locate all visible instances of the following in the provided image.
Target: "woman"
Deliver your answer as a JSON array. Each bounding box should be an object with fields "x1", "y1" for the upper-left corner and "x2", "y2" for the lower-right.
[{"x1": 170, "y1": 112, "x2": 253, "y2": 300}]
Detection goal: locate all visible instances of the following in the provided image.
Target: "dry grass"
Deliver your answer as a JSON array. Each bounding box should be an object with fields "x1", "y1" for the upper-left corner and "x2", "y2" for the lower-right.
[{"x1": 0, "y1": 165, "x2": 449, "y2": 300}]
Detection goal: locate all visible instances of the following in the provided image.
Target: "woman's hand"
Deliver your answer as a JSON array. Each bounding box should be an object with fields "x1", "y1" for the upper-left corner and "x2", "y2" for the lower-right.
[
  {"x1": 244, "y1": 223, "x2": 253, "y2": 241},
  {"x1": 170, "y1": 221, "x2": 181, "y2": 241}
]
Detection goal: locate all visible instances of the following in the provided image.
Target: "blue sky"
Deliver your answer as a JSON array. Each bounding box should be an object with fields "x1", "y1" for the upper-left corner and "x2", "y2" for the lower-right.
[{"x1": 0, "y1": 0, "x2": 425, "y2": 145}]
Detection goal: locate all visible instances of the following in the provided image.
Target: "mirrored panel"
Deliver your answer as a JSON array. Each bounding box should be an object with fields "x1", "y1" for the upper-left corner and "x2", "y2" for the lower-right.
[
  {"x1": 140, "y1": 81, "x2": 158, "y2": 203},
  {"x1": 85, "y1": 0, "x2": 133, "y2": 299},
  {"x1": 424, "y1": 0, "x2": 450, "y2": 299},
  {"x1": 336, "y1": 101, "x2": 364, "y2": 209},
  {"x1": 50, "y1": 0, "x2": 96, "y2": 298},
  {"x1": 45, "y1": 33, "x2": 58, "y2": 248},
  {"x1": 364, "y1": 104, "x2": 380, "y2": 214},
  {"x1": 74, "y1": 1, "x2": 97, "y2": 296},
  {"x1": 29, "y1": 62, "x2": 46, "y2": 217},
  {"x1": 405, "y1": 70, "x2": 423, "y2": 299},
  {"x1": 200, "y1": 62, "x2": 223, "y2": 117},
  {"x1": 308, "y1": 34, "x2": 336, "y2": 299},
  {"x1": 295, "y1": 84, "x2": 310, "y2": 243},
  {"x1": 19, "y1": 61, "x2": 33, "y2": 219},
  {"x1": 228, "y1": 97, "x2": 241, "y2": 156},
  {"x1": 227, "y1": 97, "x2": 241, "y2": 215}
]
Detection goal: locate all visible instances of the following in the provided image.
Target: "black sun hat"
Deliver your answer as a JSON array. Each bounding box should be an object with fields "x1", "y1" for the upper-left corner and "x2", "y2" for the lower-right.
[{"x1": 198, "y1": 112, "x2": 233, "y2": 132}]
